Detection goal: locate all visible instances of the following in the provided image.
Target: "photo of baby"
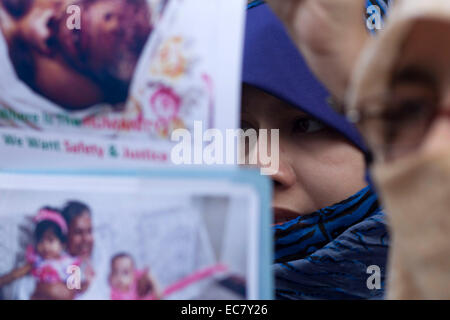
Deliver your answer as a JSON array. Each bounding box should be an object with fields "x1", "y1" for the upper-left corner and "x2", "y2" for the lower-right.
[
  {"x1": 0, "y1": 174, "x2": 263, "y2": 300},
  {"x1": 0, "y1": 0, "x2": 162, "y2": 111}
]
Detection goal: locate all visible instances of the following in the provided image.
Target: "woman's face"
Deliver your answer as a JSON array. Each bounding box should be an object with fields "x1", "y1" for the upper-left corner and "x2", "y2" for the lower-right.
[
  {"x1": 67, "y1": 211, "x2": 94, "y2": 260},
  {"x1": 383, "y1": 20, "x2": 450, "y2": 162},
  {"x1": 241, "y1": 85, "x2": 366, "y2": 224}
]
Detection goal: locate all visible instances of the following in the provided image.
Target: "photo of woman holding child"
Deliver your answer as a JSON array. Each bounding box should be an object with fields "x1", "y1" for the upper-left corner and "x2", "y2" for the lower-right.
[
  {"x1": 0, "y1": 201, "x2": 161, "y2": 300},
  {"x1": 0, "y1": 183, "x2": 253, "y2": 301}
]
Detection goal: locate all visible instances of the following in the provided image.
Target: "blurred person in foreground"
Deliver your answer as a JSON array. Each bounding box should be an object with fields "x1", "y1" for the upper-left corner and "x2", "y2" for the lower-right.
[
  {"x1": 242, "y1": 1, "x2": 388, "y2": 299},
  {"x1": 266, "y1": 0, "x2": 450, "y2": 299}
]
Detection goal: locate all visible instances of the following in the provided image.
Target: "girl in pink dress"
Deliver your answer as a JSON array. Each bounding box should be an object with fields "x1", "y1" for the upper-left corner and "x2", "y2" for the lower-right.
[
  {"x1": 0, "y1": 207, "x2": 81, "y2": 293},
  {"x1": 27, "y1": 208, "x2": 81, "y2": 285}
]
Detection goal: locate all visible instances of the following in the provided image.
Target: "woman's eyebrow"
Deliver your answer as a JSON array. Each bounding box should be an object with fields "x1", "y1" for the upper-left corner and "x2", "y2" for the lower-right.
[
  {"x1": 285, "y1": 106, "x2": 308, "y2": 118},
  {"x1": 390, "y1": 66, "x2": 437, "y2": 87}
]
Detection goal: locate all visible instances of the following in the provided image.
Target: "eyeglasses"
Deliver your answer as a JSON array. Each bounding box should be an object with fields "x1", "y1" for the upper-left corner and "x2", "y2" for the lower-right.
[{"x1": 347, "y1": 89, "x2": 449, "y2": 162}]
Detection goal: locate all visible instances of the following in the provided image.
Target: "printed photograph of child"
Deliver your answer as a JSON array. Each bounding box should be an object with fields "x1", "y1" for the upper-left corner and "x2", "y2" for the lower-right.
[{"x1": 0, "y1": 0, "x2": 164, "y2": 111}]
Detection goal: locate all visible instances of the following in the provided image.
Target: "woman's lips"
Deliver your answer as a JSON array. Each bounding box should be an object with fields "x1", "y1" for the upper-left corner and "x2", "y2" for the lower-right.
[{"x1": 273, "y1": 207, "x2": 301, "y2": 225}]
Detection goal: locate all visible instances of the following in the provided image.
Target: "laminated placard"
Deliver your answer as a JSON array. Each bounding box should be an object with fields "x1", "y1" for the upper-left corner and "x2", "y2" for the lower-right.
[
  {"x1": 0, "y1": 0, "x2": 245, "y2": 169},
  {"x1": 0, "y1": 169, "x2": 272, "y2": 300}
]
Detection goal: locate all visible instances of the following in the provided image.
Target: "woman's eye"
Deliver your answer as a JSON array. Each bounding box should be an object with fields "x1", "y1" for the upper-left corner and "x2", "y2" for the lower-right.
[
  {"x1": 388, "y1": 85, "x2": 437, "y2": 122},
  {"x1": 400, "y1": 99, "x2": 430, "y2": 118},
  {"x1": 293, "y1": 118, "x2": 325, "y2": 134},
  {"x1": 386, "y1": 97, "x2": 434, "y2": 123}
]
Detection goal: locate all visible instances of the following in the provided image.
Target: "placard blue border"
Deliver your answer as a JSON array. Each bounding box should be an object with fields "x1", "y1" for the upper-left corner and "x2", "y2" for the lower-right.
[{"x1": 0, "y1": 167, "x2": 273, "y2": 300}]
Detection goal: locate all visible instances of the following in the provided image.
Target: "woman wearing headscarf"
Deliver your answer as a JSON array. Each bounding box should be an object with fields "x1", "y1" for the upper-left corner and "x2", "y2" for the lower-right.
[
  {"x1": 347, "y1": 0, "x2": 450, "y2": 299},
  {"x1": 265, "y1": 0, "x2": 450, "y2": 299},
  {"x1": 242, "y1": 1, "x2": 388, "y2": 299}
]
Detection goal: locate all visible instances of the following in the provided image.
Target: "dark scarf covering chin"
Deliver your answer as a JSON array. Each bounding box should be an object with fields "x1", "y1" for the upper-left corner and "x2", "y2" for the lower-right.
[{"x1": 274, "y1": 186, "x2": 389, "y2": 300}]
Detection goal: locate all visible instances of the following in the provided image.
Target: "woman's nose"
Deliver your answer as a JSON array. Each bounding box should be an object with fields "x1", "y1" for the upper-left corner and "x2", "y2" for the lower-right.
[
  {"x1": 269, "y1": 151, "x2": 296, "y2": 189},
  {"x1": 254, "y1": 135, "x2": 297, "y2": 187}
]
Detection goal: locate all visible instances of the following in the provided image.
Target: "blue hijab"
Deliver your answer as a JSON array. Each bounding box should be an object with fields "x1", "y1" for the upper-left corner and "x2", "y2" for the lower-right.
[
  {"x1": 244, "y1": 2, "x2": 389, "y2": 300},
  {"x1": 274, "y1": 186, "x2": 388, "y2": 300}
]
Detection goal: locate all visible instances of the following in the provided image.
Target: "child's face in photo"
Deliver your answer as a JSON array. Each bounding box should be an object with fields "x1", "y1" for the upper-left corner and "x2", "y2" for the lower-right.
[
  {"x1": 0, "y1": 0, "x2": 153, "y2": 110},
  {"x1": 109, "y1": 256, "x2": 135, "y2": 292},
  {"x1": 36, "y1": 229, "x2": 63, "y2": 260}
]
